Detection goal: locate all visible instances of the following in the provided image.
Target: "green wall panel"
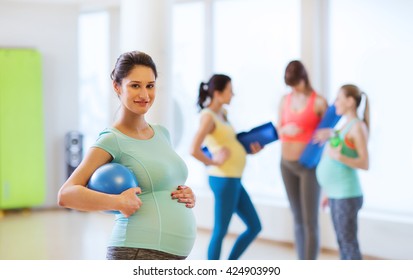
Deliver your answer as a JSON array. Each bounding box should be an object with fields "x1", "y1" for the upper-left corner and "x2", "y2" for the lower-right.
[{"x1": 0, "y1": 49, "x2": 46, "y2": 209}]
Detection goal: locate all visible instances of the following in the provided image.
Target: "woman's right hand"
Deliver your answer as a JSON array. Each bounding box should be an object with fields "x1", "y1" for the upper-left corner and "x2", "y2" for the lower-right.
[
  {"x1": 249, "y1": 142, "x2": 263, "y2": 154},
  {"x1": 117, "y1": 187, "x2": 143, "y2": 217},
  {"x1": 321, "y1": 196, "x2": 329, "y2": 211},
  {"x1": 213, "y1": 147, "x2": 230, "y2": 166}
]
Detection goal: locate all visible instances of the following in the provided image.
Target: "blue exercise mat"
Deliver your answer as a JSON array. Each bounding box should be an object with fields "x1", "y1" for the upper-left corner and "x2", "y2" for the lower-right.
[
  {"x1": 236, "y1": 122, "x2": 278, "y2": 153},
  {"x1": 299, "y1": 105, "x2": 342, "y2": 168},
  {"x1": 202, "y1": 122, "x2": 278, "y2": 157}
]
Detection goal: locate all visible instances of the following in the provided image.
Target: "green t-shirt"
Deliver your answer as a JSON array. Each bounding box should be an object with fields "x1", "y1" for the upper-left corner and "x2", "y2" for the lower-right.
[{"x1": 92, "y1": 124, "x2": 196, "y2": 256}]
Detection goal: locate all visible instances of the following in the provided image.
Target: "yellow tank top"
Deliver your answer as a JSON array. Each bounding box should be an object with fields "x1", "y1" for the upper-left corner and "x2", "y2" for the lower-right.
[{"x1": 201, "y1": 108, "x2": 247, "y2": 178}]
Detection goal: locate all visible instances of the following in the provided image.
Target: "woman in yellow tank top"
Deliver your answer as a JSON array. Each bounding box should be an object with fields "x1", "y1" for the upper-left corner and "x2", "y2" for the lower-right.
[{"x1": 190, "y1": 74, "x2": 262, "y2": 260}]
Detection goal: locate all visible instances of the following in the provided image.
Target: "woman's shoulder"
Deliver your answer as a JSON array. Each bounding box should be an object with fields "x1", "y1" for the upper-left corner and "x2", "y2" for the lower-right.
[
  {"x1": 199, "y1": 108, "x2": 216, "y2": 121},
  {"x1": 350, "y1": 119, "x2": 369, "y2": 137},
  {"x1": 200, "y1": 107, "x2": 214, "y2": 116},
  {"x1": 345, "y1": 119, "x2": 369, "y2": 146},
  {"x1": 313, "y1": 91, "x2": 327, "y2": 103},
  {"x1": 151, "y1": 124, "x2": 168, "y2": 134},
  {"x1": 93, "y1": 128, "x2": 121, "y2": 154},
  {"x1": 278, "y1": 93, "x2": 290, "y2": 107},
  {"x1": 313, "y1": 92, "x2": 328, "y2": 113},
  {"x1": 151, "y1": 124, "x2": 172, "y2": 142},
  {"x1": 96, "y1": 128, "x2": 118, "y2": 139}
]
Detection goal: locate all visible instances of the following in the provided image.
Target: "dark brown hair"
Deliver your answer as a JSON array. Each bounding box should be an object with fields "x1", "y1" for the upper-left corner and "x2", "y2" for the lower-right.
[
  {"x1": 284, "y1": 60, "x2": 313, "y2": 92},
  {"x1": 110, "y1": 51, "x2": 158, "y2": 85},
  {"x1": 197, "y1": 74, "x2": 231, "y2": 110}
]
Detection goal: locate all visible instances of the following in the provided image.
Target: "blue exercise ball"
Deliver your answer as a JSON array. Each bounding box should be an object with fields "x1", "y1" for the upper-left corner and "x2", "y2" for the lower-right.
[
  {"x1": 88, "y1": 163, "x2": 138, "y2": 214},
  {"x1": 88, "y1": 163, "x2": 138, "y2": 194}
]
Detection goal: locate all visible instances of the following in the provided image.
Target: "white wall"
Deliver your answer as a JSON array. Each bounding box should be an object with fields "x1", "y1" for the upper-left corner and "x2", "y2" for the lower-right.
[{"x1": 0, "y1": 2, "x2": 80, "y2": 207}]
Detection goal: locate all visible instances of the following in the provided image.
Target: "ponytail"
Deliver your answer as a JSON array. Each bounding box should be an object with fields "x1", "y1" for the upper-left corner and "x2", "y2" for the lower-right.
[
  {"x1": 197, "y1": 82, "x2": 210, "y2": 110},
  {"x1": 341, "y1": 84, "x2": 370, "y2": 132},
  {"x1": 362, "y1": 92, "x2": 370, "y2": 131}
]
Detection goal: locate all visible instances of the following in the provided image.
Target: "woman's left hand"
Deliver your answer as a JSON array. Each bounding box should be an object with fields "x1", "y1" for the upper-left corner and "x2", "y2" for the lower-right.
[
  {"x1": 328, "y1": 144, "x2": 342, "y2": 161},
  {"x1": 313, "y1": 128, "x2": 333, "y2": 144},
  {"x1": 171, "y1": 185, "x2": 196, "y2": 208},
  {"x1": 249, "y1": 142, "x2": 263, "y2": 154}
]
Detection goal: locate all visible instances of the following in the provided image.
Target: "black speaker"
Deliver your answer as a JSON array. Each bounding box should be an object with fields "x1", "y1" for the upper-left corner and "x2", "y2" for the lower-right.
[{"x1": 65, "y1": 131, "x2": 83, "y2": 178}]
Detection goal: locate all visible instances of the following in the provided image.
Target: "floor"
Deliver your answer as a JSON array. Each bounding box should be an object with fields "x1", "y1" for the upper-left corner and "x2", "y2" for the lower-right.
[{"x1": 0, "y1": 209, "x2": 341, "y2": 260}]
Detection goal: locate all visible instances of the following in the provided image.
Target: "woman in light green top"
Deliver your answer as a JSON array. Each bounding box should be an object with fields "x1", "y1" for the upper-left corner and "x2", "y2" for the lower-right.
[
  {"x1": 58, "y1": 51, "x2": 196, "y2": 260},
  {"x1": 314, "y1": 84, "x2": 370, "y2": 260}
]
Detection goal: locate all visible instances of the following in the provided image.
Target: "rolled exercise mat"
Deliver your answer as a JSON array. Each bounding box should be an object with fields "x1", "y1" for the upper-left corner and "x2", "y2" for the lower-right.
[{"x1": 299, "y1": 105, "x2": 342, "y2": 168}]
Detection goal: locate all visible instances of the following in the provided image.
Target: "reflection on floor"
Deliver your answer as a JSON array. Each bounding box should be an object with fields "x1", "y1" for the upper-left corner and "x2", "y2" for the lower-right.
[{"x1": 0, "y1": 209, "x2": 340, "y2": 260}]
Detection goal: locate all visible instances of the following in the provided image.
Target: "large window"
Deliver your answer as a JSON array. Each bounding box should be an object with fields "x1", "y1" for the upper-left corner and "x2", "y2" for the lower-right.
[
  {"x1": 172, "y1": 0, "x2": 413, "y2": 218},
  {"x1": 213, "y1": 0, "x2": 300, "y2": 200},
  {"x1": 328, "y1": 0, "x2": 413, "y2": 216},
  {"x1": 172, "y1": 0, "x2": 301, "y2": 201}
]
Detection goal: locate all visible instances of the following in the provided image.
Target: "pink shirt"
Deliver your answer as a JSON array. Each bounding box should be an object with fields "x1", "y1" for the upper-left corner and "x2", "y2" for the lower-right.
[{"x1": 280, "y1": 92, "x2": 321, "y2": 143}]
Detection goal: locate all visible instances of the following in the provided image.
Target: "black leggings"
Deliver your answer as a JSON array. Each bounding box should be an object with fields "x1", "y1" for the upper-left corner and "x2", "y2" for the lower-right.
[
  {"x1": 106, "y1": 247, "x2": 186, "y2": 260},
  {"x1": 280, "y1": 159, "x2": 321, "y2": 260}
]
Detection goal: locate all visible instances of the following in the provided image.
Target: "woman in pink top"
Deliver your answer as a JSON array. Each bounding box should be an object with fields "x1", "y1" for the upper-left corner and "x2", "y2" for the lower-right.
[{"x1": 277, "y1": 60, "x2": 328, "y2": 259}]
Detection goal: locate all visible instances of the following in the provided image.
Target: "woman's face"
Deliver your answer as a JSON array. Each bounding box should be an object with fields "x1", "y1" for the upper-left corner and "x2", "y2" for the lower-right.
[
  {"x1": 334, "y1": 89, "x2": 355, "y2": 115},
  {"x1": 291, "y1": 79, "x2": 306, "y2": 93},
  {"x1": 114, "y1": 65, "x2": 156, "y2": 115},
  {"x1": 216, "y1": 81, "x2": 234, "y2": 105}
]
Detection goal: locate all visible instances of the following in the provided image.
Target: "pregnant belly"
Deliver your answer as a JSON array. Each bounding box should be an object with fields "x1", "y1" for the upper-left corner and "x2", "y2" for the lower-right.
[
  {"x1": 130, "y1": 191, "x2": 196, "y2": 250},
  {"x1": 111, "y1": 190, "x2": 196, "y2": 256}
]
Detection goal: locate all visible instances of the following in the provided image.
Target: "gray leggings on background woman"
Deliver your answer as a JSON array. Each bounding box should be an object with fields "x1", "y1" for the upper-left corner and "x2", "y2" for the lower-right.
[
  {"x1": 280, "y1": 159, "x2": 321, "y2": 260},
  {"x1": 329, "y1": 196, "x2": 363, "y2": 260}
]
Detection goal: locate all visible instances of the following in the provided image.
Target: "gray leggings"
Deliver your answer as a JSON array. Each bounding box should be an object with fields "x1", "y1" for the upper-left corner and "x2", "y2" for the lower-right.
[
  {"x1": 329, "y1": 197, "x2": 363, "y2": 260},
  {"x1": 106, "y1": 247, "x2": 187, "y2": 260},
  {"x1": 280, "y1": 159, "x2": 320, "y2": 260}
]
